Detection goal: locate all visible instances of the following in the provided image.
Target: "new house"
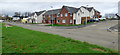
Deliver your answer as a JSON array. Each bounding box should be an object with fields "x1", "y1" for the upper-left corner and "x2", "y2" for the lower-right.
[
  {"x1": 42, "y1": 9, "x2": 61, "y2": 24},
  {"x1": 28, "y1": 10, "x2": 46, "y2": 23},
  {"x1": 12, "y1": 16, "x2": 21, "y2": 22},
  {"x1": 43, "y1": 5, "x2": 101, "y2": 25}
]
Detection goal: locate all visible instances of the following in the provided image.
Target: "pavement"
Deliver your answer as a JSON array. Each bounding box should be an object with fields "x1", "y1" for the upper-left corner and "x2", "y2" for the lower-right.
[{"x1": 4, "y1": 20, "x2": 118, "y2": 50}]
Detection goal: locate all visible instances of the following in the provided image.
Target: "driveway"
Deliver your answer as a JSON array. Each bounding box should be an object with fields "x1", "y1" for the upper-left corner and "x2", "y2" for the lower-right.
[{"x1": 4, "y1": 20, "x2": 118, "y2": 50}]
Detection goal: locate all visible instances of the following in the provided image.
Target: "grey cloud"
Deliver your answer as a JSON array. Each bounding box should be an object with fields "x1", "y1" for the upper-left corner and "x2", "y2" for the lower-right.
[{"x1": 0, "y1": 2, "x2": 118, "y2": 17}]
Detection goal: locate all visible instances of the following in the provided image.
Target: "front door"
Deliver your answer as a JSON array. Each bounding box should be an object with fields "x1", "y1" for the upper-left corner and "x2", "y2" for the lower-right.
[
  {"x1": 51, "y1": 20, "x2": 52, "y2": 24},
  {"x1": 54, "y1": 18, "x2": 56, "y2": 24},
  {"x1": 81, "y1": 17, "x2": 86, "y2": 24},
  {"x1": 74, "y1": 20, "x2": 76, "y2": 24}
]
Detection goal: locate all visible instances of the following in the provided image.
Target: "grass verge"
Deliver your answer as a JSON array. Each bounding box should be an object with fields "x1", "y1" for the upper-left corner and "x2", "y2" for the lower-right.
[{"x1": 2, "y1": 23, "x2": 118, "y2": 53}]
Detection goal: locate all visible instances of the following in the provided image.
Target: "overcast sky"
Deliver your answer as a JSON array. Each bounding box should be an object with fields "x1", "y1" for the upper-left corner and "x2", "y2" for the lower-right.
[{"x1": 0, "y1": 0, "x2": 119, "y2": 17}]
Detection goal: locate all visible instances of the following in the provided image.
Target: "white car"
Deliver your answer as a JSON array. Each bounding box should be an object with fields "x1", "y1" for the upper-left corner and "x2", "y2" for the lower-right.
[
  {"x1": 99, "y1": 18, "x2": 106, "y2": 20},
  {"x1": 94, "y1": 18, "x2": 99, "y2": 22}
]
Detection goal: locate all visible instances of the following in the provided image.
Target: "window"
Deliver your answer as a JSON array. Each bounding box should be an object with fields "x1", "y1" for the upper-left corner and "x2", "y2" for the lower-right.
[
  {"x1": 44, "y1": 15, "x2": 45, "y2": 17},
  {"x1": 61, "y1": 14, "x2": 63, "y2": 17},
  {"x1": 70, "y1": 13, "x2": 72, "y2": 16},
  {"x1": 70, "y1": 19, "x2": 72, "y2": 23},
  {"x1": 57, "y1": 20, "x2": 59, "y2": 23},
  {"x1": 65, "y1": 13, "x2": 67, "y2": 17},
  {"x1": 62, "y1": 20, "x2": 65, "y2": 23},
  {"x1": 57, "y1": 13, "x2": 59, "y2": 17},
  {"x1": 49, "y1": 15, "x2": 51, "y2": 17},
  {"x1": 78, "y1": 13, "x2": 80, "y2": 16},
  {"x1": 82, "y1": 12, "x2": 84, "y2": 14}
]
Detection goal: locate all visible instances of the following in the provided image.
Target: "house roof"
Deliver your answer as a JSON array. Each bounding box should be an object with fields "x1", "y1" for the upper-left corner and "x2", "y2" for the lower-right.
[
  {"x1": 35, "y1": 10, "x2": 46, "y2": 16},
  {"x1": 12, "y1": 15, "x2": 20, "y2": 17},
  {"x1": 29, "y1": 10, "x2": 46, "y2": 16},
  {"x1": 43, "y1": 9, "x2": 61, "y2": 15},
  {"x1": 29, "y1": 13, "x2": 34, "y2": 16},
  {"x1": 94, "y1": 9, "x2": 100, "y2": 13},
  {"x1": 81, "y1": 6, "x2": 94, "y2": 12},
  {"x1": 63, "y1": 5, "x2": 80, "y2": 13}
]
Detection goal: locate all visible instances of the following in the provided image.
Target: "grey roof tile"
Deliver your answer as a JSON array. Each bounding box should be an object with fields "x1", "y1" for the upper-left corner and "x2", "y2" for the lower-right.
[
  {"x1": 43, "y1": 9, "x2": 61, "y2": 15},
  {"x1": 63, "y1": 6, "x2": 80, "y2": 13},
  {"x1": 81, "y1": 6, "x2": 94, "y2": 12}
]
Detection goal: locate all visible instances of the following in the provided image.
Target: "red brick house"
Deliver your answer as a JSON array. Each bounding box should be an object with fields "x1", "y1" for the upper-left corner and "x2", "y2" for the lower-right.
[
  {"x1": 57, "y1": 6, "x2": 79, "y2": 25},
  {"x1": 42, "y1": 9, "x2": 61, "y2": 24},
  {"x1": 42, "y1": 5, "x2": 101, "y2": 25},
  {"x1": 43, "y1": 6, "x2": 79, "y2": 25}
]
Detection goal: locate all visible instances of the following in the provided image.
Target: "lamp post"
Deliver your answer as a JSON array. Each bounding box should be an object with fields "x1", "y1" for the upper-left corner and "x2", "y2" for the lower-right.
[
  {"x1": 51, "y1": 6, "x2": 53, "y2": 26},
  {"x1": 86, "y1": 5, "x2": 89, "y2": 24}
]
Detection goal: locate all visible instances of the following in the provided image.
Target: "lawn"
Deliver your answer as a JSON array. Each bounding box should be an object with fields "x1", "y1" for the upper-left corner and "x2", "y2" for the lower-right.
[
  {"x1": 0, "y1": 23, "x2": 2, "y2": 54},
  {"x1": 2, "y1": 23, "x2": 118, "y2": 53}
]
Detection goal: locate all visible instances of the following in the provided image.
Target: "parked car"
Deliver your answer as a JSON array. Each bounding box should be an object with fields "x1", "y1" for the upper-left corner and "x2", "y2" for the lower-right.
[
  {"x1": 88, "y1": 18, "x2": 99, "y2": 22},
  {"x1": 99, "y1": 18, "x2": 106, "y2": 20},
  {"x1": 88, "y1": 19, "x2": 95, "y2": 22},
  {"x1": 0, "y1": 20, "x2": 4, "y2": 22},
  {"x1": 94, "y1": 18, "x2": 99, "y2": 22}
]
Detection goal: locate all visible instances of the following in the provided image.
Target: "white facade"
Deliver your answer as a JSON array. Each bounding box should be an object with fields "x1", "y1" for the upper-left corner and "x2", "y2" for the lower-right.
[
  {"x1": 80, "y1": 7, "x2": 90, "y2": 17},
  {"x1": 12, "y1": 17, "x2": 20, "y2": 20},
  {"x1": 36, "y1": 11, "x2": 46, "y2": 23},
  {"x1": 73, "y1": 10, "x2": 82, "y2": 24},
  {"x1": 29, "y1": 11, "x2": 46, "y2": 23},
  {"x1": 89, "y1": 9, "x2": 95, "y2": 18},
  {"x1": 73, "y1": 7, "x2": 93, "y2": 25}
]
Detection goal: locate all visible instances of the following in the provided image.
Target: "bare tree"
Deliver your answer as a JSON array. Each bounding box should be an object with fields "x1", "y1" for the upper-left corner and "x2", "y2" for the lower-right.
[{"x1": 14, "y1": 12, "x2": 20, "y2": 16}]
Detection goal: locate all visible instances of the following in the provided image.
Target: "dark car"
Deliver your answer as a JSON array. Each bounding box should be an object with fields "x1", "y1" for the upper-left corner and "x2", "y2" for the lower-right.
[
  {"x1": 87, "y1": 19, "x2": 95, "y2": 22},
  {"x1": 87, "y1": 19, "x2": 99, "y2": 22}
]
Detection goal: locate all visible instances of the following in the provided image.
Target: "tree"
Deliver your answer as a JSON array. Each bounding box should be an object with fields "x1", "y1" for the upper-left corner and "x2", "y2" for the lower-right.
[
  {"x1": 0, "y1": 15, "x2": 2, "y2": 20},
  {"x1": 14, "y1": 12, "x2": 20, "y2": 16}
]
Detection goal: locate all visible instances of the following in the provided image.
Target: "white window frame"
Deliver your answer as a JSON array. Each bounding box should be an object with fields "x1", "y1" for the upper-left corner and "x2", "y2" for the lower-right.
[
  {"x1": 70, "y1": 19, "x2": 72, "y2": 23},
  {"x1": 65, "y1": 13, "x2": 67, "y2": 17},
  {"x1": 57, "y1": 13, "x2": 59, "y2": 17},
  {"x1": 49, "y1": 15, "x2": 51, "y2": 17},
  {"x1": 62, "y1": 19, "x2": 66, "y2": 23},
  {"x1": 70, "y1": 13, "x2": 72, "y2": 16},
  {"x1": 61, "y1": 14, "x2": 63, "y2": 17}
]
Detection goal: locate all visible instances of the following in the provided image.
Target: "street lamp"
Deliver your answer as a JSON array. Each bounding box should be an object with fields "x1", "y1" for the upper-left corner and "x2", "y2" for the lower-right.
[
  {"x1": 51, "y1": 6, "x2": 53, "y2": 26},
  {"x1": 86, "y1": 5, "x2": 89, "y2": 24}
]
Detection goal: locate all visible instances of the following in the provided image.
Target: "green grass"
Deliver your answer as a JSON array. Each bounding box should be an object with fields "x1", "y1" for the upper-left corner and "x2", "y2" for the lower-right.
[
  {"x1": 2, "y1": 23, "x2": 118, "y2": 53},
  {"x1": 0, "y1": 23, "x2": 2, "y2": 54}
]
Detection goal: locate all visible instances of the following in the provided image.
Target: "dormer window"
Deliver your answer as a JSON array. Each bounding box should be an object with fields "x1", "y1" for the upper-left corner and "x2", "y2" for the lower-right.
[{"x1": 78, "y1": 13, "x2": 80, "y2": 16}]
